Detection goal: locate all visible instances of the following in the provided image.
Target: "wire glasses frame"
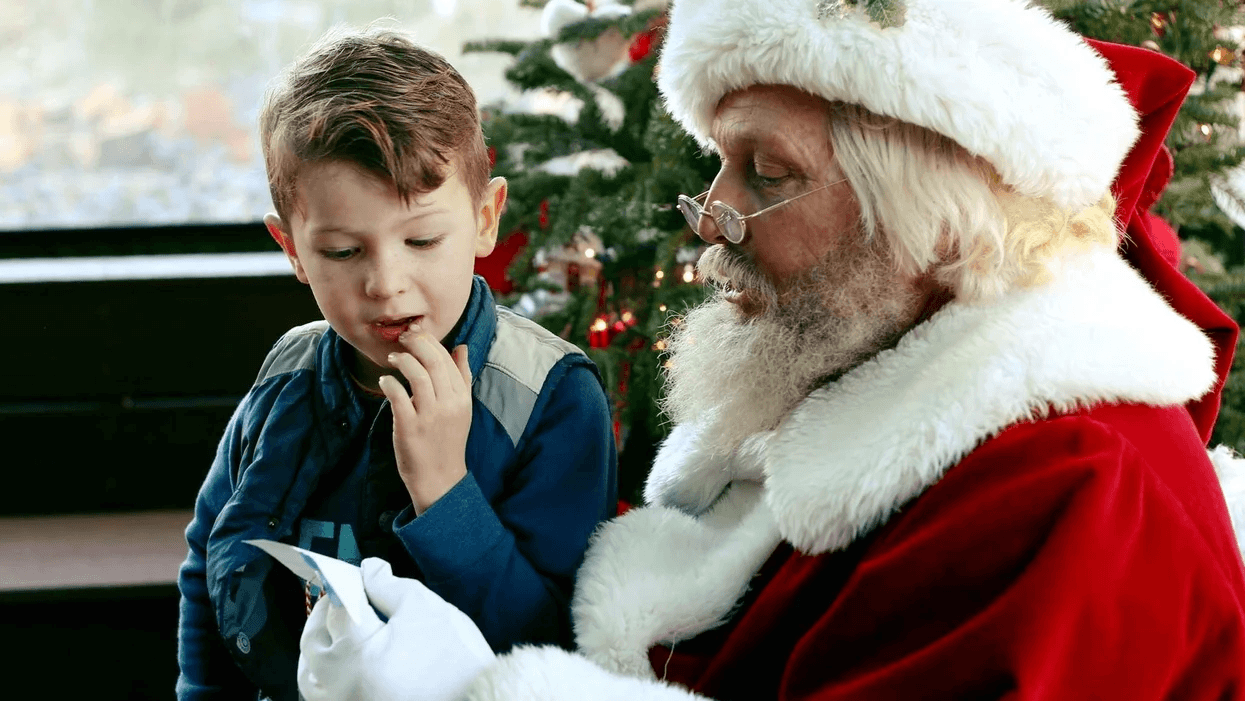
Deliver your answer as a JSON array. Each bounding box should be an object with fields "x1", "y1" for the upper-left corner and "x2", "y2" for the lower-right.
[{"x1": 676, "y1": 179, "x2": 845, "y2": 244}]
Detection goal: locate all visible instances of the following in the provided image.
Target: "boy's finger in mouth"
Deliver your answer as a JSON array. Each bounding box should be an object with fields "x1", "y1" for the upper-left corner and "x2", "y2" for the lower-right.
[{"x1": 373, "y1": 316, "x2": 421, "y2": 343}]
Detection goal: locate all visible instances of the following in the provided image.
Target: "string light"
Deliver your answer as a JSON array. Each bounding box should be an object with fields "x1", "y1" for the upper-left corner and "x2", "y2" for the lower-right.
[
  {"x1": 591, "y1": 318, "x2": 609, "y2": 332},
  {"x1": 1211, "y1": 46, "x2": 1234, "y2": 65},
  {"x1": 653, "y1": 339, "x2": 667, "y2": 351},
  {"x1": 655, "y1": 269, "x2": 665, "y2": 280},
  {"x1": 658, "y1": 304, "x2": 667, "y2": 312},
  {"x1": 1200, "y1": 123, "x2": 1213, "y2": 139},
  {"x1": 584, "y1": 248, "x2": 596, "y2": 258},
  {"x1": 682, "y1": 264, "x2": 695, "y2": 283},
  {"x1": 1150, "y1": 12, "x2": 1167, "y2": 33},
  {"x1": 621, "y1": 311, "x2": 634, "y2": 324}
]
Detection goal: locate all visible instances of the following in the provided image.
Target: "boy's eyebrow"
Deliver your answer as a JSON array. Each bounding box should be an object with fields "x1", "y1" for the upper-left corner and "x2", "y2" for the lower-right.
[{"x1": 305, "y1": 209, "x2": 451, "y2": 237}]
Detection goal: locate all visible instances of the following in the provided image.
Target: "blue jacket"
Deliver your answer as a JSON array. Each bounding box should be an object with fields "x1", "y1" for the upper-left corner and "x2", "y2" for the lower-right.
[{"x1": 176, "y1": 277, "x2": 617, "y2": 700}]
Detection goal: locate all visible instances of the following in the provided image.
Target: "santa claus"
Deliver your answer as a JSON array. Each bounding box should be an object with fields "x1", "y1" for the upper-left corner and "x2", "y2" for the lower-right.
[{"x1": 297, "y1": 0, "x2": 1245, "y2": 698}]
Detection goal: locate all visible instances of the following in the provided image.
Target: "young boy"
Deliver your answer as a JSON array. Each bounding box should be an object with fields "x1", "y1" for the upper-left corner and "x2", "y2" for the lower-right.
[{"x1": 176, "y1": 27, "x2": 617, "y2": 701}]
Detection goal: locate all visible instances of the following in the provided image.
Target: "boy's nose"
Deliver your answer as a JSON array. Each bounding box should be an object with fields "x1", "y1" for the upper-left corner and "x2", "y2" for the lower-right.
[{"x1": 363, "y1": 257, "x2": 408, "y2": 299}]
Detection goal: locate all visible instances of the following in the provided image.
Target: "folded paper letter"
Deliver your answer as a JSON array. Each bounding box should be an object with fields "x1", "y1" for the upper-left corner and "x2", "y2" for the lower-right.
[{"x1": 245, "y1": 539, "x2": 372, "y2": 625}]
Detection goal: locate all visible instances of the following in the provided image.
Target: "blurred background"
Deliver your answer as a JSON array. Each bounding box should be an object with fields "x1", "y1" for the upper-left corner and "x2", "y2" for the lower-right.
[
  {"x1": 5, "y1": 0, "x2": 1245, "y2": 697},
  {"x1": 0, "y1": 0, "x2": 540, "y2": 231}
]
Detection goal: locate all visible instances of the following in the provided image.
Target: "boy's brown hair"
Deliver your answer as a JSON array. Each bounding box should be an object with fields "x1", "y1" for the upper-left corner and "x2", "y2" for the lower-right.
[{"x1": 260, "y1": 26, "x2": 490, "y2": 222}]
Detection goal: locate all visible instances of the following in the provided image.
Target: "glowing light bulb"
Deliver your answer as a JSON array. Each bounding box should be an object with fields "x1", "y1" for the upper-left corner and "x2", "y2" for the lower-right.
[{"x1": 584, "y1": 248, "x2": 596, "y2": 258}]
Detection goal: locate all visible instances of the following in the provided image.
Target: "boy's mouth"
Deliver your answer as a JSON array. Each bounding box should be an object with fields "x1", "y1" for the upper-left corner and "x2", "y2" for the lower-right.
[{"x1": 372, "y1": 316, "x2": 421, "y2": 343}]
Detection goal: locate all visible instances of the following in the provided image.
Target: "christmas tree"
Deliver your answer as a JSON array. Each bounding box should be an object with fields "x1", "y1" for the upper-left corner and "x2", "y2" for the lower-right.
[{"x1": 467, "y1": 0, "x2": 713, "y2": 502}]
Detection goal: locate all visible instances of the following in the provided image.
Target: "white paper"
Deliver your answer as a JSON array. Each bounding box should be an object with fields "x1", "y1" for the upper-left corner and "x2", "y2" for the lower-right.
[{"x1": 245, "y1": 539, "x2": 372, "y2": 625}]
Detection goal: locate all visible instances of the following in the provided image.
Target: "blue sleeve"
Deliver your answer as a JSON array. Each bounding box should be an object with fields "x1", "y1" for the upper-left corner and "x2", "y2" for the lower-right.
[
  {"x1": 176, "y1": 400, "x2": 258, "y2": 700},
  {"x1": 392, "y1": 361, "x2": 617, "y2": 651}
]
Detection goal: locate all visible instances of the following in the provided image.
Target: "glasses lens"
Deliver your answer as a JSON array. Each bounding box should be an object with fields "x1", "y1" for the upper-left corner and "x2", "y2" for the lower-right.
[
  {"x1": 676, "y1": 196, "x2": 701, "y2": 230},
  {"x1": 709, "y1": 203, "x2": 746, "y2": 244}
]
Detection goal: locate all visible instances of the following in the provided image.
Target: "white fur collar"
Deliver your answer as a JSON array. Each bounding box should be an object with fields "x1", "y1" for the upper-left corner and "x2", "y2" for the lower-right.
[{"x1": 648, "y1": 247, "x2": 1217, "y2": 554}]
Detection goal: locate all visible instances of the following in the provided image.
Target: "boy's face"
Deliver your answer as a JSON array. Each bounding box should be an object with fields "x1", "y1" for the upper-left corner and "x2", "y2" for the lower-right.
[{"x1": 266, "y1": 159, "x2": 505, "y2": 388}]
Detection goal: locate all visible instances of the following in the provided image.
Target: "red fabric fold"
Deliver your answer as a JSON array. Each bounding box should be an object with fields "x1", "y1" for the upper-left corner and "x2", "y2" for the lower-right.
[{"x1": 1090, "y1": 38, "x2": 1238, "y2": 443}]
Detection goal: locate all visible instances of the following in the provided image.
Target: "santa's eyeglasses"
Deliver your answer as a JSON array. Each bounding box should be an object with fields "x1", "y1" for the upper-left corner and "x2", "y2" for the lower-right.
[{"x1": 676, "y1": 179, "x2": 845, "y2": 244}]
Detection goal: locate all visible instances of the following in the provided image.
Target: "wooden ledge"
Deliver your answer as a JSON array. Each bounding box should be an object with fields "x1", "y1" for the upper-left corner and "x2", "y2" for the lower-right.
[{"x1": 0, "y1": 510, "x2": 191, "y2": 592}]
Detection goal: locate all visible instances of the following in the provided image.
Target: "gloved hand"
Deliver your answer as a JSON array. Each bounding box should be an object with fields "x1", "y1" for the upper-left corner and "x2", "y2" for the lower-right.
[{"x1": 298, "y1": 557, "x2": 496, "y2": 701}]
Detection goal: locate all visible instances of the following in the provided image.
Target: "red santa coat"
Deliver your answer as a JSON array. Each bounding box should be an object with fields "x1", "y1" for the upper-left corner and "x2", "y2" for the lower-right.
[{"x1": 461, "y1": 44, "x2": 1245, "y2": 701}]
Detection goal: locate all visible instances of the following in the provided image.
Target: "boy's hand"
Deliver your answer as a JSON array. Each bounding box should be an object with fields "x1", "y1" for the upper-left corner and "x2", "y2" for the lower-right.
[{"x1": 378, "y1": 328, "x2": 472, "y2": 515}]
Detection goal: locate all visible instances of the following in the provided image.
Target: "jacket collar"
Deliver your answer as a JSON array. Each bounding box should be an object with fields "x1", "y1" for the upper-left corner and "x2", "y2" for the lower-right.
[
  {"x1": 647, "y1": 246, "x2": 1217, "y2": 555},
  {"x1": 448, "y1": 275, "x2": 498, "y2": 381}
]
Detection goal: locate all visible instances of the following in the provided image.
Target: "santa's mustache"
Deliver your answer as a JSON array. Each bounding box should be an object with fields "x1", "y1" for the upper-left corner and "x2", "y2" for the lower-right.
[{"x1": 697, "y1": 245, "x2": 777, "y2": 305}]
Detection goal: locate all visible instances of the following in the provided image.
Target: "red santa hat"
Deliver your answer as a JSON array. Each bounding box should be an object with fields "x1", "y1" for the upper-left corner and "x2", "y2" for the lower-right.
[{"x1": 656, "y1": 0, "x2": 1140, "y2": 212}]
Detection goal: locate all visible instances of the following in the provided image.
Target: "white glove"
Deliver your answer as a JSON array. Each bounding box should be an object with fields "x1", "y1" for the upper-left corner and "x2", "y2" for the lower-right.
[{"x1": 298, "y1": 557, "x2": 497, "y2": 701}]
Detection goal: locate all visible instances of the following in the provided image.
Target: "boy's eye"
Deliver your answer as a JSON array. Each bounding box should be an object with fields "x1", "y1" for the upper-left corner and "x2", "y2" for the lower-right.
[
  {"x1": 407, "y1": 235, "x2": 445, "y2": 249},
  {"x1": 319, "y1": 248, "x2": 358, "y2": 261}
]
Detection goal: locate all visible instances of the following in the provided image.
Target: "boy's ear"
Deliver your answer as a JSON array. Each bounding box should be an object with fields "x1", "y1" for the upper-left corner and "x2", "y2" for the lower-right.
[
  {"x1": 475, "y1": 177, "x2": 508, "y2": 258},
  {"x1": 264, "y1": 213, "x2": 309, "y2": 285}
]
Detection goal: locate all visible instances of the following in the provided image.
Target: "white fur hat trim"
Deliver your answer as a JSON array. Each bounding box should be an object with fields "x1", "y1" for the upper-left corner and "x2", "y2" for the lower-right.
[{"x1": 657, "y1": 0, "x2": 1141, "y2": 211}]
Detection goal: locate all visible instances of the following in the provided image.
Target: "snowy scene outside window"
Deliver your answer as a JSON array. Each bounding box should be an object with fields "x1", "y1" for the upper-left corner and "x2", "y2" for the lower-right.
[{"x1": 0, "y1": 0, "x2": 541, "y2": 232}]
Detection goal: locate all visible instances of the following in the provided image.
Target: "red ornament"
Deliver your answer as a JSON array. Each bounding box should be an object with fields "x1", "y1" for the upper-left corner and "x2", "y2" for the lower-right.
[
  {"x1": 539, "y1": 199, "x2": 550, "y2": 229},
  {"x1": 589, "y1": 315, "x2": 611, "y2": 349},
  {"x1": 487, "y1": 146, "x2": 497, "y2": 169},
  {"x1": 629, "y1": 29, "x2": 656, "y2": 62},
  {"x1": 1149, "y1": 12, "x2": 1170, "y2": 38},
  {"x1": 597, "y1": 277, "x2": 610, "y2": 313},
  {"x1": 617, "y1": 359, "x2": 632, "y2": 396}
]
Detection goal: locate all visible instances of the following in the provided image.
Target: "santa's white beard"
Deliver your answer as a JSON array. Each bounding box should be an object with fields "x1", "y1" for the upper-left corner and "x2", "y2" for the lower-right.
[{"x1": 662, "y1": 240, "x2": 922, "y2": 458}]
